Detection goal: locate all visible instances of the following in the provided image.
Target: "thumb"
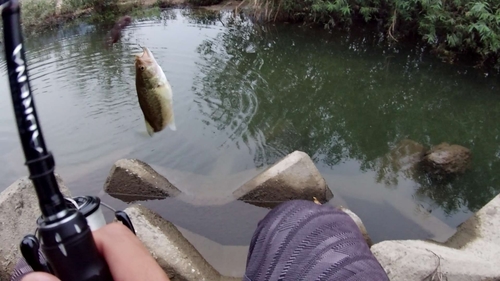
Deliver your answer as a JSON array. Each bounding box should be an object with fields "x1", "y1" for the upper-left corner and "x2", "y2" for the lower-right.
[{"x1": 21, "y1": 272, "x2": 61, "y2": 281}]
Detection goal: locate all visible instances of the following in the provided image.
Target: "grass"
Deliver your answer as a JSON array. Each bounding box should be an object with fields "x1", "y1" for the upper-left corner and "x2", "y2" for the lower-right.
[{"x1": 20, "y1": 0, "x2": 58, "y2": 30}]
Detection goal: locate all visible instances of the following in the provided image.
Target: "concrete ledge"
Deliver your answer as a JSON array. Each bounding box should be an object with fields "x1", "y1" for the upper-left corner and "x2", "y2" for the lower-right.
[
  {"x1": 445, "y1": 193, "x2": 500, "y2": 256},
  {"x1": 371, "y1": 193, "x2": 500, "y2": 281},
  {"x1": 372, "y1": 240, "x2": 500, "y2": 281},
  {"x1": 0, "y1": 175, "x2": 71, "y2": 281},
  {"x1": 124, "y1": 204, "x2": 239, "y2": 281}
]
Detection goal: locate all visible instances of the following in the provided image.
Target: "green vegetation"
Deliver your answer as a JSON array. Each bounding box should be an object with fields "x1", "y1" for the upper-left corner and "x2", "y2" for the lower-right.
[
  {"x1": 15, "y1": 0, "x2": 500, "y2": 68},
  {"x1": 247, "y1": 0, "x2": 500, "y2": 68},
  {"x1": 18, "y1": 0, "x2": 171, "y2": 32},
  {"x1": 20, "y1": 0, "x2": 58, "y2": 29}
]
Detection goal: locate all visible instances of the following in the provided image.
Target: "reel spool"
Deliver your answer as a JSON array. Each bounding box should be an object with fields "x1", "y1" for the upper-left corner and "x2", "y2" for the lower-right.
[
  {"x1": 35, "y1": 196, "x2": 135, "y2": 233},
  {"x1": 35, "y1": 196, "x2": 105, "y2": 231}
]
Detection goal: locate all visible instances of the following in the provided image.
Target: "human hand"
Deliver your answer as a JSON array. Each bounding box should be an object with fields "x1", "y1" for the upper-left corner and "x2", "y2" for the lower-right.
[{"x1": 21, "y1": 222, "x2": 170, "y2": 281}]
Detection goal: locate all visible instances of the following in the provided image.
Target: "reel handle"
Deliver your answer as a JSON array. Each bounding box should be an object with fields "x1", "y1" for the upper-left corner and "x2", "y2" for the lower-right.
[
  {"x1": 20, "y1": 235, "x2": 52, "y2": 273},
  {"x1": 115, "y1": 211, "x2": 136, "y2": 235}
]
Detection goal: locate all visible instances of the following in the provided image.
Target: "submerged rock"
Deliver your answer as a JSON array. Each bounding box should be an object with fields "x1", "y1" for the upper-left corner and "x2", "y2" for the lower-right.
[
  {"x1": 421, "y1": 143, "x2": 472, "y2": 177},
  {"x1": 124, "y1": 204, "x2": 238, "y2": 281},
  {"x1": 0, "y1": 175, "x2": 71, "y2": 281},
  {"x1": 233, "y1": 151, "x2": 333, "y2": 208},
  {"x1": 392, "y1": 139, "x2": 427, "y2": 168},
  {"x1": 104, "y1": 159, "x2": 181, "y2": 203},
  {"x1": 375, "y1": 139, "x2": 427, "y2": 187}
]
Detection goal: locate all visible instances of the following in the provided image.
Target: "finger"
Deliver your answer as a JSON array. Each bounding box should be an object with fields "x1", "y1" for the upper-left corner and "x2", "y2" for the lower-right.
[
  {"x1": 21, "y1": 272, "x2": 61, "y2": 281},
  {"x1": 92, "y1": 222, "x2": 170, "y2": 281}
]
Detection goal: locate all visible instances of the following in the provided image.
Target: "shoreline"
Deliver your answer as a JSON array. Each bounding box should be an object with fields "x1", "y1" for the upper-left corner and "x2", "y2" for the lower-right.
[
  {"x1": 18, "y1": 0, "x2": 248, "y2": 34},
  {"x1": 15, "y1": 0, "x2": 500, "y2": 72}
]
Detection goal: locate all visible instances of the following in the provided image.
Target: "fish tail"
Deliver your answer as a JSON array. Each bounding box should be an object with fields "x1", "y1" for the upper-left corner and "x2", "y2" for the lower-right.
[
  {"x1": 145, "y1": 119, "x2": 155, "y2": 136},
  {"x1": 167, "y1": 118, "x2": 177, "y2": 131}
]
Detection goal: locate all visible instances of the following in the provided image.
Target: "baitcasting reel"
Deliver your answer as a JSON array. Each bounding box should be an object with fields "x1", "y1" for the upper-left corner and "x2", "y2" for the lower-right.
[{"x1": 17, "y1": 196, "x2": 136, "y2": 277}]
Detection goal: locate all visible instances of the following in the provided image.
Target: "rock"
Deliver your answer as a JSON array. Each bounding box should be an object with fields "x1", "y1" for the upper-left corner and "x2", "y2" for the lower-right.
[
  {"x1": 375, "y1": 138, "x2": 426, "y2": 187},
  {"x1": 232, "y1": 151, "x2": 333, "y2": 208},
  {"x1": 371, "y1": 193, "x2": 500, "y2": 281},
  {"x1": 338, "y1": 206, "x2": 373, "y2": 247},
  {"x1": 104, "y1": 159, "x2": 182, "y2": 203},
  {"x1": 421, "y1": 143, "x2": 472, "y2": 177},
  {"x1": 393, "y1": 139, "x2": 426, "y2": 167},
  {"x1": 123, "y1": 204, "x2": 236, "y2": 281},
  {"x1": 0, "y1": 175, "x2": 71, "y2": 281}
]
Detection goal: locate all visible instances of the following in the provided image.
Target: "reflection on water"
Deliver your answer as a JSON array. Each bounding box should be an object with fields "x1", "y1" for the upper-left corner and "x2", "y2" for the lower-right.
[
  {"x1": 1, "y1": 8, "x2": 500, "y2": 277},
  {"x1": 193, "y1": 15, "x2": 500, "y2": 217}
]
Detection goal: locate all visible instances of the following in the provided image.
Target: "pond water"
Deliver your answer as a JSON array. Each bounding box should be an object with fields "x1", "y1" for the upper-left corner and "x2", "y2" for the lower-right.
[{"x1": 1, "y1": 8, "x2": 500, "y2": 277}]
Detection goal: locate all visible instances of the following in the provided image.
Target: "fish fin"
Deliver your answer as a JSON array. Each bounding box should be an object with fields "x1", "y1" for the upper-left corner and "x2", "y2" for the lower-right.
[
  {"x1": 168, "y1": 119, "x2": 177, "y2": 131},
  {"x1": 145, "y1": 119, "x2": 155, "y2": 136}
]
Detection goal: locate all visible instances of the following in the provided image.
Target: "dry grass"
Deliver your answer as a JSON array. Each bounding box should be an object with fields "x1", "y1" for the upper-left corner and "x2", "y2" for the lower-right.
[{"x1": 234, "y1": 0, "x2": 277, "y2": 21}]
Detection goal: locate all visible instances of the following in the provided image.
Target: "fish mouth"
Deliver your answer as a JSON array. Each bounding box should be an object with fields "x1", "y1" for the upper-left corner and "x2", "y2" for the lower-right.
[
  {"x1": 142, "y1": 47, "x2": 153, "y2": 59},
  {"x1": 134, "y1": 45, "x2": 158, "y2": 68},
  {"x1": 134, "y1": 46, "x2": 152, "y2": 60},
  {"x1": 133, "y1": 48, "x2": 147, "y2": 63}
]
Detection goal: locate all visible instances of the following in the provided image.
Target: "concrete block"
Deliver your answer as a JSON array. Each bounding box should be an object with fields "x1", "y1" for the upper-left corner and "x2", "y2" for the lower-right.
[
  {"x1": 233, "y1": 151, "x2": 333, "y2": 208},
  {"x1": 124, "y1": 204, "x2": 234, "y2": 281},
  {"x1": 104, "y1": 159, "x2": 181, "y2": 203},
  {"x1": 371, "y1": 240, "x2": 500, "y2": 281},
  {"x1": 371, "y1": 193, "x2": 500, "y2": 281},
  {"x1": 0, "y1": 175, "x2": 71, "y2": 281},
  {"x1": 445, "y1": 192, "x2": 500, "y2": 262}
]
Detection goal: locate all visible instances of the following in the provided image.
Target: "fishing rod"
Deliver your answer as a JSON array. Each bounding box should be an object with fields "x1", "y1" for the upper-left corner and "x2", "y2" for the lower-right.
[{"x1": 1, "y1": 0, "x2": 135, "y2": 280}]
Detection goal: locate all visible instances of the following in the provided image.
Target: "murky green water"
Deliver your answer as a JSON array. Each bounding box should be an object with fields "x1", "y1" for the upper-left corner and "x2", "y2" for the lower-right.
[{"x1": 1, "y1": 8, "x2": 500, "y2": 277}]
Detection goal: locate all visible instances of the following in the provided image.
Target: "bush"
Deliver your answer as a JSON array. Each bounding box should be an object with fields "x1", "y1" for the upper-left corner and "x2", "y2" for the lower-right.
[{"x1": 250, "y1": 0, "x2": 500, "y2": 68}]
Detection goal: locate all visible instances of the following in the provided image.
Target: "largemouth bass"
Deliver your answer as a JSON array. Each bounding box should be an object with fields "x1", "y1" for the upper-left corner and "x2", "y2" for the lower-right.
[{"x1": 135, "y1": 46, "x2": 176, "y2": 136}]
